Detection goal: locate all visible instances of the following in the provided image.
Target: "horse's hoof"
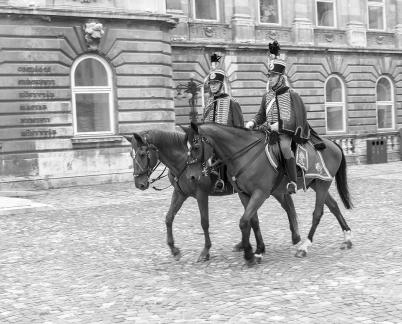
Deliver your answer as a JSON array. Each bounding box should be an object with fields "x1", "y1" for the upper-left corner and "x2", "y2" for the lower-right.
[
  {"x1": 232, "y1": 243, "x2": 244, "y2": 252},
  {"x1": 295, "y1": 250, "x2": 307, "y2": 258},
  {"x1": 197, "y1": 253, "x2": 210, "y2": 262},
  {"x1": 245, "y1": 257, "x2": 257, "y2": 267},
  {"x1": 255, "y1": 253, "x2": 263, "y2": 264},
  {"x1": 340, "y1": 241, "x2": 353, "y2": 250},
  {"x1": 172, "y1": 248, "x2": 181, "y2": 260}
]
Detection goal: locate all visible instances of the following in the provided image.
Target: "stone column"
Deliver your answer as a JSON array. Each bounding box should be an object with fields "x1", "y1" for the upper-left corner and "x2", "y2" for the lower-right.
[
  {"x1": 345, "y1": 0, "x2": 366, "y2": 47},
  {"x1": 395, "y1": 0, "x2": 402, "y2": 48},
  {"x1": 291, "y1": 0, "x2": 314, "y2": 45},
  {"x1": 231, "y1": 0, "x2": 255, "y2": 43}
]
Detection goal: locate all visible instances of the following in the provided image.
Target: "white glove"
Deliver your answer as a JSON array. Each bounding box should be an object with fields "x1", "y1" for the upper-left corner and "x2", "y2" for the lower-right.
[
  {"x1": 270, "y1": 122, "x2": 279, "y2": 131},
  {"x1": 245, "y1": 121, "x2": 255, "y2": 129}
]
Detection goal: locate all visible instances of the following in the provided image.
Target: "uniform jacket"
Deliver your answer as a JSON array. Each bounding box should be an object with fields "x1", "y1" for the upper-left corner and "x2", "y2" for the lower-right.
[
  {"x1": 252, "y1": 87, "x2": 310, "y2": 143},
  {"x1": 203, "y1": 93, "x2": 244, "y2": 127}
]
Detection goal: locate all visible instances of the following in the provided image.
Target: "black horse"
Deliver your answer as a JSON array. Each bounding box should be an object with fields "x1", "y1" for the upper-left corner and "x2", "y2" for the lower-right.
[
  {"x1": 125, "y1": 128, "x2": 301, "y2": 262},
  {"x1": 185, "y1": 122, "x2": 353, "y2": 266}
]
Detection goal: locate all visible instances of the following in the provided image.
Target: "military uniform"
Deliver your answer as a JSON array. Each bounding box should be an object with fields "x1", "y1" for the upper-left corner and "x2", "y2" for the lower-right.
[{"x1": 203, "y1": 93, "x2": 244, "y2": 127}]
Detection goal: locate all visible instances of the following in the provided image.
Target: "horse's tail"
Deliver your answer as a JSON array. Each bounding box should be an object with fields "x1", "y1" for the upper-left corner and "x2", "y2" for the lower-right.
[{"x1": 334, "y1": 142, "x2": 353, "y2": 209}]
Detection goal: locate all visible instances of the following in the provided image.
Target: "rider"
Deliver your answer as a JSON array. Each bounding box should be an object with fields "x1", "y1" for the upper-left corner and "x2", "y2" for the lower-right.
[
  {"x1": 245, "y1": 41, "x2": 325, "y2": 194},
  {"x1": 202, "y1": 54, "x2": 244, "y2": 127},
  {"x1": 202, "y1": 54, "x2": 244, "y2": 192}
]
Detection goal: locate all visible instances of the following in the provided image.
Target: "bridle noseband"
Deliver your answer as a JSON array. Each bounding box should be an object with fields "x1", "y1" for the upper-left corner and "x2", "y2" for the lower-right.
[{"x1": 131, "y1": 143, "x2": 160, "y2": 179}]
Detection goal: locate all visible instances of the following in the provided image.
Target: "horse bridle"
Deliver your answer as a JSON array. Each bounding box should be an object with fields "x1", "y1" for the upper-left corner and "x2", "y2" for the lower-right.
[
  {"x1": 186, "y1": 134, "x2": 215, "y2": 176},
  {"x1": 131, "y1": 142, "x2": 160, "y2": 179},
  {"x1": 187, "y1": 131, "x2": 265, "y2": 179}
]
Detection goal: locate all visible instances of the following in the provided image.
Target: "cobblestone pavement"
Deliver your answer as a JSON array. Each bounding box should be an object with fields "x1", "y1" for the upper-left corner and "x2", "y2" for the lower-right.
[{"x1": 1, "y1": 162, "x2": 402, "y2": 323}]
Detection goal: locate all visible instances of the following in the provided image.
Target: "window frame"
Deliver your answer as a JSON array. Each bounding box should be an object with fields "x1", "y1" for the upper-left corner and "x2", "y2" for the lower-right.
[
  {"x1": 257, "y1": 0, "x2": 282, "y2": 25},
  {"x1": 191, "y1": 0, "x2": 220, "y2": 22},
  {"x1": 376, "y1": 76, "x2": 395, "y2": 131},
  {"x1": 324, "y1": 75, "x2": 346, "y2": 133},
  {"x1": 315, "y1": 0, "x2": 337, "y2": 28},
  {"x1": 71, "y1": 54, "x2": 115, "y2": 136},
  {"x1": 367, "y1": 0, "x2": 386, "y2": 31}
]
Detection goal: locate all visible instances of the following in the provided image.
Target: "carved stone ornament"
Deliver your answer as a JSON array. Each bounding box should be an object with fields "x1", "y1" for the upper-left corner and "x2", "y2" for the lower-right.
[
  {"x1": 325, "y1": 33, "x2": 334, "y2": 42},
  {"x1": 266, "y1": 30, "x2": 278, "y2": 40},
  {"x1": 84, "y1": 22, "x2": 105, "y2": 51},
  {"x1": 204, "y1": 27, "x2": 214, "y2": 37},
  {"x1": 376, "y1": 35, "x2": 384, "y2": 44}
]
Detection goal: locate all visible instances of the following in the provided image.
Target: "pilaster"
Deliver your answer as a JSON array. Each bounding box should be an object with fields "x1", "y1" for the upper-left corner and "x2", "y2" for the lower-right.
[
  {"x1": 291, "y1": 0, "x2": 314, "y2": 45},
  {"x1": 346, "y1": 0, "x2": 366, "y2": 47},
  {"x1": 231, "y1": 0, "x2": 254, "y2": 43},
  {"x1": 346, "y1": 21, "x2": 367, "y2": 47}
]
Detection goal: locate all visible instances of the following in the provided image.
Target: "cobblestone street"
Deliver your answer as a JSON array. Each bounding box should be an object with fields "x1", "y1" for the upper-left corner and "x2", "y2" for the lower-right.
[{"x1": 1, "y1": 162, "x2": 402, "y2": 323}]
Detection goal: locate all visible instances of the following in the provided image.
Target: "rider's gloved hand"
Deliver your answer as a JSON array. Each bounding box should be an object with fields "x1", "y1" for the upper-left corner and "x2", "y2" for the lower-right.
[
  {"x1": 270, "y1": 122, "x2": 279, "y2": 131},
  {"x1": 245, "y1": 121, "x2": 255, "y2": 129}
]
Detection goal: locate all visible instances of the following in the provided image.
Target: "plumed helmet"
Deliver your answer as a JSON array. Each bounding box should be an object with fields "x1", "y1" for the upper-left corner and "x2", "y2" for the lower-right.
[
  {"x1": 268, "y1": 40, "x2": 286, "y2": 75},
  {"x1": 207, "y1": 69, "x2": 226, "y2": 83}
]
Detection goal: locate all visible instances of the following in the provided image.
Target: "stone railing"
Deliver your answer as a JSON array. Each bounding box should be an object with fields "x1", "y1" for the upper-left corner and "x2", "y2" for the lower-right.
[{"x1": 325, "y1": 130, "x2": 401, "y2": 164}]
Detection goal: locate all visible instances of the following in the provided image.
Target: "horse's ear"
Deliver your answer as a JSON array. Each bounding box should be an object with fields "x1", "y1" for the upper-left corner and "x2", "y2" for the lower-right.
[
  {"x1": 123, "y1": 135, "x2": 133, "y2": 143},
  {"x1": 190, "y1": 121, "x2": 199, "y2": 134},
  {"x1": 133, "y1": 133, "x2": 144, "y2": 145}
]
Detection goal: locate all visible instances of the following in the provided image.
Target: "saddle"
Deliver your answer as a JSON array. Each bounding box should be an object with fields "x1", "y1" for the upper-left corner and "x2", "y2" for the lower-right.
[{"x1": 265, "y1": 137, "x2": 332, "y2": 189}]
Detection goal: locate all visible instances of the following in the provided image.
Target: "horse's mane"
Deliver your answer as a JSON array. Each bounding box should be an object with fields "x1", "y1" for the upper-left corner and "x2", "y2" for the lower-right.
[
  {"x1": 200, "y1": 122, "x2": 261, "y2": 137},
  {"x1": 201, "y1": 122, "x2": 250, "y2": 132},
  {"x1": 140, "y1": 129, "x2": 187, "y2": 148}
]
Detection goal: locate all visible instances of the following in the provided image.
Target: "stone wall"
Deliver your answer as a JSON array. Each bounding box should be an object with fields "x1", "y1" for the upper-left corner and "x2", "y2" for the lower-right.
[{"x1": 0, "y1": 7, "x2": 176, "y2": 189}]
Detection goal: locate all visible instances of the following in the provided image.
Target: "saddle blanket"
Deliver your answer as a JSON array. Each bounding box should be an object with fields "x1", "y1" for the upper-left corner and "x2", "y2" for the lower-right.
[{"x1": 265, "y1": 142, "x2": 333, "y2": 181}]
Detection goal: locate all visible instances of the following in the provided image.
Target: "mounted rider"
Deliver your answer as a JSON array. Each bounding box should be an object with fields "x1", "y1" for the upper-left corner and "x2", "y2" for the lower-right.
[
  {"x1": 245, "y1": 41, "x2": 325, "y2": 194},
  {"x1": 201, "y1": 54, "x2": 244, "y2": 193},
  {"x1": 202, "y1": 53, "x2": 244, "y2": 127}
]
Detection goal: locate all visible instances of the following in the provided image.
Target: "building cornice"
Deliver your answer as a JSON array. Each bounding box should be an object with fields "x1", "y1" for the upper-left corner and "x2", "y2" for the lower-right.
[
  {"x1": 171, "y1": 41, "x2": 402, "y2": 55},
  {"x1": 0, "y1": 6, "x2": 178, "y2": 27}
]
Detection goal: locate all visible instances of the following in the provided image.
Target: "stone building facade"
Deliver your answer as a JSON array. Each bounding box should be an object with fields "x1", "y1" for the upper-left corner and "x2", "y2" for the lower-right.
[
  {"x1": 169, "y1": 0, "x2": 402, "y2": 164},
  {"x1": 0, "y1": 0, "x2": 401, "y2": 189},
  {"x1": 0, "y1": 0, "x2": 176, "y2": 189}
]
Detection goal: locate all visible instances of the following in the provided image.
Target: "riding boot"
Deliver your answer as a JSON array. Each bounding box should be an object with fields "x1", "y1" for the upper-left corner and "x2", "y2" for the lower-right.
[{"x1": 285, "y1": 157, "x2": 298, "y2": 194}]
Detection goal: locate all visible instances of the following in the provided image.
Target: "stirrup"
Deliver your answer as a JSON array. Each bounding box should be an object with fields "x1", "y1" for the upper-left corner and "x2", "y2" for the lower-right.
[
  {"x1": 214, "y1": 179, "x2": 225, "y2": 192},
  {"x1": 287, "y1": 181, "x2": 297, "y2": 194}
]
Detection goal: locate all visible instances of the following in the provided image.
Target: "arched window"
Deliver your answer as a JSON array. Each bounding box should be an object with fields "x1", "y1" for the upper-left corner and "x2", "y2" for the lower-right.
[
  {"x1": 71, "y1": 55, "x2": 115, "y2": 135},
  {"x1": 376, "y1": 76, "x2": 394, "y2": 130},
  {"x1": 325, "y1": 75, "x2": 346, "y2": 132}
]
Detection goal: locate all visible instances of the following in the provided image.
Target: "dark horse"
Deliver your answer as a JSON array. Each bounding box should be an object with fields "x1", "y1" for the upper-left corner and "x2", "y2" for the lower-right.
[
  {"x1": 185, "y1": 122, "x2": 353, "y2": 266},
  {"x1": 124, "y1": 129, "x2": 301, "y2": 262}
]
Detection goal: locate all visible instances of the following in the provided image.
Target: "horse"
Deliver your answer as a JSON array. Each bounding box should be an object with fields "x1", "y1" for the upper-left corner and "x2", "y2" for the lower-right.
[
  {"x1": 185, "y1": 122, "x2": 353, "y2": 266},
  {"x1": 124, "y1": 128, "x2": 302, "y2": 262}
]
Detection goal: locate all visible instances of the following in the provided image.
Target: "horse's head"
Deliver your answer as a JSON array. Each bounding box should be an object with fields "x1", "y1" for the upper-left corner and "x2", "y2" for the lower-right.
[
  {"x1": 183, "y1": 122, "x2": 214, "y2": 182},
  {"x1": 125, "y1": 133, "x2": 159, "y2": 190}
]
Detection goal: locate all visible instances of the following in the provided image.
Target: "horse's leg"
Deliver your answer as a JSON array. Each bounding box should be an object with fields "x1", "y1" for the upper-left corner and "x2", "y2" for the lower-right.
[
  {"x1": 166, "y1": 189, "x2": 187, "y2": 260},
  {"x1": 272, "y1": 192, "x2": 301, "y2": 245},
  {"x1": 295, "y1": 180, "x2": 330, "y2": 258},
  {"x1": 234, "y1": 192, "x2": 266, "y2": 260},
  {"x1": 196, "y1": 192, "x2": 211, "y2": 262},
  {"x1": 324, "y1": 192, "x2": 352, "y2": 250},
  {"x1": 239, "y1": 190, "x2": 267, "y2": 266}
]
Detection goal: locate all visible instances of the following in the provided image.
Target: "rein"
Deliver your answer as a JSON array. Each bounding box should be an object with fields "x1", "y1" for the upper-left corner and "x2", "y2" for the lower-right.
[{"x1": 187, "y1": 129, "x2": 269, "y2": 194}]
